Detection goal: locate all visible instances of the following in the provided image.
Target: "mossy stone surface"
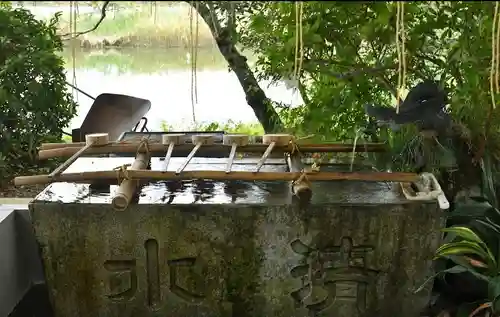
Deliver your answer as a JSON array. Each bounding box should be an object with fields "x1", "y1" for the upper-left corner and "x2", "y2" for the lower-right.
[{"x1": 31, "y1": 200, "x2": 443, "y2": 317}]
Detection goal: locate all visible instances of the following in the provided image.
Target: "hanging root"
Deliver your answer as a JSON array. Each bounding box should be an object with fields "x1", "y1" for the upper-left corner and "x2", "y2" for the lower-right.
[
  {"x1": 293, "y1": 2, "x2": 304, "y2": 84},
  {"x1": 194, "y1": 3, "x2": 199, "y2": 105},
  {"x1": 70, "y1": 1, "x2": 79, "y2": 103},
  {"x1": 483, "y1": 1, "x2": 500, "y2": 150},
  {"x1": 189, "y1": 2, "x2": 198, "y2": 125},
  {"x1": 490, "y1": 2, "x2": 500, "y2": 111},
  {"x1": 395, "y1": 2, "x2": 406, "y2": 114}
]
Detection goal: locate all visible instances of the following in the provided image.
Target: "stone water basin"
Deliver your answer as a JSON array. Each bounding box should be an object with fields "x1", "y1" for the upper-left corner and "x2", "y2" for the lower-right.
[{"x1": 30, "y1": 156, "x2": 443, "y2": 317}]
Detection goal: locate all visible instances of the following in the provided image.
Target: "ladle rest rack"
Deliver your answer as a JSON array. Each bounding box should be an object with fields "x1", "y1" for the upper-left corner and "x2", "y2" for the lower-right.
[{"x1": 15, "y1": 133, "x2": 429, "y2": 211}]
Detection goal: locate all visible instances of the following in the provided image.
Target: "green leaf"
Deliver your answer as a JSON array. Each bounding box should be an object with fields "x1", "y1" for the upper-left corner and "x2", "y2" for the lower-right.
[
  {"x1": 435, "y1": 241, "x2": 492, "y2": 265},
  {"x1": 492, "y1": 293, "x2": 500, "y2": 314},
  {"x1": 436, "y1": 245, "x2": 485, "y2": 260},
  {"x1": 311, "y1": 34, "x2": 323, "y2": 44},
  {"x1": 480, "y1": 155, "x2": 498, "y2": 209},
  {"x1": 451, "y1": 200, "x2": 494, "y2": 218},
  {"x1": 476, "y1": 219, "x2": 500, "y2": 235},
  {"x1": 441, "y1": 226, "x2": 485, "y2": 245},
  {"x1": 489, "y1": 276, "x2": 500, "y2": 302},
  {"x1": 414, "y1": 265, "x2": 467, "y2": 294},
  {"x1": 444, "y1": 255, "x2": 490, "y2": 279}
]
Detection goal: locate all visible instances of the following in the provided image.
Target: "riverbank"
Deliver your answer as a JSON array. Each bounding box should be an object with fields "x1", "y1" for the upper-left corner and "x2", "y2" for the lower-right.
[
  {"x1": 56, "y1": 3, "x2": 215, "y2": 48},
  {"x1": 60, "y1": 46, "x2": 229, "y2": 72}
]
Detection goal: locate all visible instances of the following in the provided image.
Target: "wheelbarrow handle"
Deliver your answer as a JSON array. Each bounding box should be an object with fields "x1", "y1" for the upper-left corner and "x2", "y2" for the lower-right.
[{"x1": 65, "y1": 81, "x2": 96, "y2": 100}]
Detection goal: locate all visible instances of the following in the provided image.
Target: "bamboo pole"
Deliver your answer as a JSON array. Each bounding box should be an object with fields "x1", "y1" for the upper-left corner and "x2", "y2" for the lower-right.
[
  {"x1": 14, "y1": 170, "x2": 419, "y2": 186},
  {"x1": 37, "y1": 143, "x2": 387, "y2": 160},
  {"x1": 41, "y1": 142, "x2": 84, "y2": 150},
  {"x1": 111, "y1": 152, "x2": 150, "y2": 211}
]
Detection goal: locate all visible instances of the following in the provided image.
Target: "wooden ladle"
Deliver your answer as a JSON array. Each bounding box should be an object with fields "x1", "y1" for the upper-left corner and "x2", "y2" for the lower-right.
[
  {"x1": 254, "y1": 134, "x2": 293, "y2": 173},
  {"x1": 49, "y1": 133, "x2": 110, "y2": 178},
  {"x1": 223, "y1": 134, "x2": 249, "y2": 173},
  {"x1": 176, "y1": 134, "x2": 215, "y2": 174},
  {"x1": 162, "y1": 134, "x2": 186, "y2": 171}
]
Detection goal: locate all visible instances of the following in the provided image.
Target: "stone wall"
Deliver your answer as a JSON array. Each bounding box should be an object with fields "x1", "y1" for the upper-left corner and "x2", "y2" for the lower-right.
[{"x1": 31, "y1": 201, "x2": 443, "y2": 317}]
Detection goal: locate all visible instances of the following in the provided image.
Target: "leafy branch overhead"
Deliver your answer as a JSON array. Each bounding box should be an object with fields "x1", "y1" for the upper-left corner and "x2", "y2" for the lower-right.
[{"x1": 48, "y1": 1, "x2": 500, "y2": 149}]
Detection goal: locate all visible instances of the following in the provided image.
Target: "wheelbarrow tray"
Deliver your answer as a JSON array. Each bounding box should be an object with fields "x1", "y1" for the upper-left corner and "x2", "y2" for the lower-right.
[{"x1": 72, "y1": 93, "x2": 151, "y2": 142}]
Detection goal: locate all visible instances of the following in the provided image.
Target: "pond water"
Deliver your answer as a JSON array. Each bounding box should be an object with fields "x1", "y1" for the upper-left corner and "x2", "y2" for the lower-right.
[{"x1": 62, "y1": 47, "x2": 303, "y2": 132}]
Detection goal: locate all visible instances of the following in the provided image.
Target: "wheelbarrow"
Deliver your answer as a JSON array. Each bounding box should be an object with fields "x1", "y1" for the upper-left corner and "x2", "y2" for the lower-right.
[{"x1": 67, "y1": 82, "x2": 152, "y2": 142}]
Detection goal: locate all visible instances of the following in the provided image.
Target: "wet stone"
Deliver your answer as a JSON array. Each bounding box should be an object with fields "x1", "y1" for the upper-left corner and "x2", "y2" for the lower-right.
[{"x1": 30, "y1": 157, "x2": 444, "y2": 317}]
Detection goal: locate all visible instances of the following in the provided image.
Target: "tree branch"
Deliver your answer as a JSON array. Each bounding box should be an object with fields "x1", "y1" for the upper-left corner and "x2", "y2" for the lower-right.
[
  {"x1": 303, "y1": 61, "x2": 397, "y2": 80},
  {"x1": 190, "y1": 2, "x2": 284, "y2": 133},
  {"x1": 61, "y1": 1, "x2": 111, "y2": 39}
]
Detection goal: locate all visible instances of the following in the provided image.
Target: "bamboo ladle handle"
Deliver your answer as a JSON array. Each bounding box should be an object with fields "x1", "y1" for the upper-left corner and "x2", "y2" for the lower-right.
[
  {"x1": 176, "y1": 135, "x2": 215, "y2": 174},
  {"x1": 161, "y1": 134, "x2": 185, "y2": 171},
  {"x1": 254, "y1": 134, "x2": 293, "y2": 173},
  {"x1": 49, "y1": 133, "x2": 109, "y2": 178},
  {"x1": 223, "y1": 134, "x2": 249, "y2": 173}
]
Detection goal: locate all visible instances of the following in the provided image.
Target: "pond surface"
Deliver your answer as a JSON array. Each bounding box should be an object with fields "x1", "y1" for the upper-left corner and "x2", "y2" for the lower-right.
[{"x1": 62, "y1": 47, "x2": 303, "y2": 132}]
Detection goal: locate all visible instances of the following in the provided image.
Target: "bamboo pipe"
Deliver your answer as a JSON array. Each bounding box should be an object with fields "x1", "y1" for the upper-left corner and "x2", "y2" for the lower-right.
[
  {"x1": 223, "y1": 134, "x2": 249, "y2": 173},
  {"x1": 255, "y1": 134, "x2": 293, "y2": 173},
  {"x1": 176, "y1": 135, "x2": 215, "y2": 174},
  {"x1": 49, "y1": 133, "x2": 109, "y2": 178},
  {"x1": 37, "y1": 143, "x2": 387, "y2": 160},
  {"x1": 14, "y1": 170, "x2": 419, "y2": 186},
  {"x1": 161, "y1": 134, "x2": 185, "y2": 171},
  {"x1": 111, "y1": 152, "x2": 151, "y2": 211}
]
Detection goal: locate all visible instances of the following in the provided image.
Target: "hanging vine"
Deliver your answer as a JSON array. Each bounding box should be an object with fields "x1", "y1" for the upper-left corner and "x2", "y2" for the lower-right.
[
  {"x1": 490, "y1": 2, "x2": 500, "y2": 111},
  {"x1": 293, "y1": 2, "x2": 304, "y2": 86},
  {"x1": 286, "y1": 2, "x2": 304, "y2": 106},
  {"x1": 482, "y1": 1, "x2": 500, "y2": 148},
  {"x1": 188, "y1": 2, "x2": 199, "y2": 125},
  {"x1": 395, "y1": 1, "x2": 406, "y2": 114},
  {"x1": 69, "y1": 0, "x2": 79, "y2": 104}
]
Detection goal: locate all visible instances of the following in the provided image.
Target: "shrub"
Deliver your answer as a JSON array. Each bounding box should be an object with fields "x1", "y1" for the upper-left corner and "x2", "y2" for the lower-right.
[{"x1": 0, "y1": 5, "x2": 76, "y2": 184}]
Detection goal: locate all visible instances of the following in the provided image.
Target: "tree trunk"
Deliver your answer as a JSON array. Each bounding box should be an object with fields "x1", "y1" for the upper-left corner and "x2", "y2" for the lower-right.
[{"x1": 189, "y1": 3, "x2": 284, "y2": 133}]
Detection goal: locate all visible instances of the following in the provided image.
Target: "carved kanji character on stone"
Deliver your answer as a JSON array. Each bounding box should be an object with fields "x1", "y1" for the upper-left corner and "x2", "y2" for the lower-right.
[
  {"x1": 167, "y1": 257, "x2": 205, "y2": 303},
  {"x1": 290, "y1": 236, "x2": 379, "y2": 316},
  {"x1": 103, "y1": 259, "x2": 138, "y2": 302}
]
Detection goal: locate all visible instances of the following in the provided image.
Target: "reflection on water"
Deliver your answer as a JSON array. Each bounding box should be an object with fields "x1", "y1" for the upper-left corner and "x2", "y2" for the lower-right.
[
  {"x1": 38, "y1": 157, "x2": 291, "y2": 204},
  {"x1": 63, "y1": 47, "x2": 303, "y2": 131},
  {"x1": 36, "y1": 157, "x2": 407, "y2": 205}
]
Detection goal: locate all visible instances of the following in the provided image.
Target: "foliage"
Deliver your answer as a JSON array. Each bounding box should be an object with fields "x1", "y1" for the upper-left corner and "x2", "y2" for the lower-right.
[
  {"x1": 0, "y1": 5, "x2": 76, "y2": 183},
  {"x1": 239, "y1": 2, "x2": 500, "y2": 161},
  {"x1": 161, "y1": 120, "x2": 265, "y2": 136},
  {"x1": 418, "y1": 154, "x2": 500, "y2": 316},
  {"x1": 420, "y1": 196, "x2": 500, "y2": 317}
]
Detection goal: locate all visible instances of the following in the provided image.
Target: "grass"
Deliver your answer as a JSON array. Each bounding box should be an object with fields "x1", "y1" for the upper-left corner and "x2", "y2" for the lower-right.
[{"x1": 55, "y1": 2, "x2": 215, "y2": 48}]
